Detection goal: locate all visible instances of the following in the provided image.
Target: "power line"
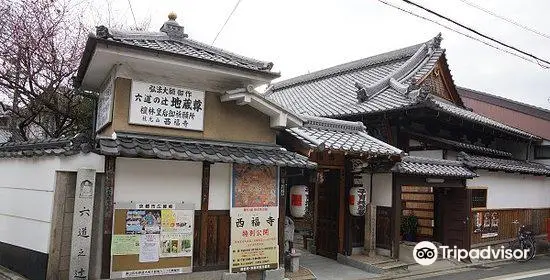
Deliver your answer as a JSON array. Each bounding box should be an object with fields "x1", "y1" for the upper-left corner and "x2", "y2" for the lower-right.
[
  {"x1": 400, "y1": 0, "x2": 550, "y2": 68},
  {"x1": 127, "y1": 0, "x2": 138, "y2": 28},
  {"x1": 377, "y1": 0, "x2": 541, "y2": 66},
  {"x1": 212, "y1": 0, "x2": 242, "y2": 45},
  {"x1": 457, "y1": 0, "x2": 550, "y2": 41}
]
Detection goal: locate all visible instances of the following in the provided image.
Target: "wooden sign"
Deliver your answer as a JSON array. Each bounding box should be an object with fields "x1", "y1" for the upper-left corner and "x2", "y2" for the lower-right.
[{"x1": 128, "y1": 80, "x2": 205, "y2": 131}]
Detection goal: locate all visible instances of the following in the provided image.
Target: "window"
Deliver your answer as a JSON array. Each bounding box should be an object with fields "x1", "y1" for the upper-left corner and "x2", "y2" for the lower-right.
[
  {"x1": 534, "y1": 146, "x2": 550, "y2": 159},
  {"x1": 471, "y1": 189, "x2": 487, "y2": 209}
]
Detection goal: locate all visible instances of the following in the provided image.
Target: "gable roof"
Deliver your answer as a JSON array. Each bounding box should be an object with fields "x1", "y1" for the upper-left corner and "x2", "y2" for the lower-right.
[
  {"x1": 286, "y1": 115, "x2": 403, "y2": 156},
  {"x1": 75, "y1": 16, "x2": 279, "y2": 87},
  {"x1": 266, "y1": 35, "x2": 443, "y2": 117},
  {"x1": 0, "y1": 129, "x2": 10, "y2": 144},
  {"x1": 266, "y1": 35, "x2": 538, "y2": 140}
]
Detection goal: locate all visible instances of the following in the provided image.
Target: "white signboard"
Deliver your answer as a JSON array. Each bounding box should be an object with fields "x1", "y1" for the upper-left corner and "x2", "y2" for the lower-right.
[
  {"x1": 69, "y1": 169, "x2": 96, "y2": 280},
  {"x1": 129, "y1": 81, "x2": 205, "y2": 131},
  {"x1": 96, "y1": 73, "x2": 114, "y2": 132}
]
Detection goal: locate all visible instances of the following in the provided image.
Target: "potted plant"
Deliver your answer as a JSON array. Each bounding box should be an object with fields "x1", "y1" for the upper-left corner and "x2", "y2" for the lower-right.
[{"x1": 401, "y1": 215, "x2": 418, "y2": 242}]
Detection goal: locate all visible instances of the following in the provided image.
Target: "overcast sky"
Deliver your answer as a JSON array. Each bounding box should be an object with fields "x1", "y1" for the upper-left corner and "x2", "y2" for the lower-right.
[{"x1": 92, "y1": 0, "x2": 550, "y2": 109}]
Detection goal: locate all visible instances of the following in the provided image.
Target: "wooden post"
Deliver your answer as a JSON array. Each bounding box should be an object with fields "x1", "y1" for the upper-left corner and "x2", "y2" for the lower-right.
[
  {"x1": 200, "y1": 162, "x2": 211, "y2": 267},
  {"x1": 101, "y1": 156, "x2": 116, "y2": 279},
  {"x1": 364, "y1": 204, "x2": 376, "y2": 257},
  {"x1": 391, "y1": 174, "x2": 401, "y2": 259},
  {"x1": 278, "y1": 167, "x2": 287, "y2": 266},
  {"x1": 338, "y1": 168, "x2": 345, "y2": 254}
]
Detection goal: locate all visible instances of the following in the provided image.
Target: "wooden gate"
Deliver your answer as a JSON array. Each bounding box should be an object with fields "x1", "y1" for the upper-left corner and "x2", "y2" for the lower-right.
[{"x1": 315, "y1": 169, "x2": 340, "y2": 259}]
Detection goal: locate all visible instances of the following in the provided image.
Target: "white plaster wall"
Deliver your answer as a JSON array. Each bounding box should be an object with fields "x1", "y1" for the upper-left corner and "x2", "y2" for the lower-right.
[
  {"x1": 209, "y1": 163, "x2": 231, "y2": 210},
  {"x1": 0, "y1": 152, "x2": 105, "y2": 253},
  {"x1": 114, "y1": 158, "x2": 204, "y2": 210},
  {"x1": 365, "y1": 172, "x2": 392, "y2": 207},
  {"x1": 409, "y1": 150, "x2": 443, "y2": 159},
  {"x1": 466, "y1": 170, "x2": 550, "y2": 209}
]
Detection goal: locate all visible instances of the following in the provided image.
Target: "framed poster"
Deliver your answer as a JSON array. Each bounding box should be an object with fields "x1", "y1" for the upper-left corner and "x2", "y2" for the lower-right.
[
  {"x1": 128, "y1": 80, "x2": 205, "y2": 131},
  {"x1": 230, "y1": 164, "x2": 279, "y2": 273},
  {"x1": 110, "y1": 202, "x2": 194, "y2": 279}
]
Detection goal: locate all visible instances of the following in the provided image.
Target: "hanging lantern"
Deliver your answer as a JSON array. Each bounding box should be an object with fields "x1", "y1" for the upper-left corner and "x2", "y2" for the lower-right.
[
  {"x1": 349, "y1": 186, "x2": 367, "y2": 216},
  {"x1": 290, "y1": 185, "x2": 308, "y2": 218}
]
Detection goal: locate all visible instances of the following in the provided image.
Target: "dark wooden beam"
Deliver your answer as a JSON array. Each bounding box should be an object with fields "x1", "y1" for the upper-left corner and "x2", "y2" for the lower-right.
[
  {"x1": 391, "y1": 173, "x2": 401, "y2": 259},
  {"x1": 338, "y1": 168, "x2": 345, "y2": 254},
  {"x1": 278, "y1": 167, "x2": 287, "y2": 265},
  {"x1": 101, "y1": 156, "x2": 116, "y2": 279},
  {"x1": 199, "y1": 162, "x2": 212, "y2": 267}
]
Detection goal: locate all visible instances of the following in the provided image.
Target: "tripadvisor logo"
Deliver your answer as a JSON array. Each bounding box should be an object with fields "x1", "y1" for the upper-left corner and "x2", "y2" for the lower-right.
[
  {"x1": 413, "y1": 241, "x2": 438, "y2": 265},
  {"x1": 413, "y1": 241, "x2": 531, "y2": 265}
]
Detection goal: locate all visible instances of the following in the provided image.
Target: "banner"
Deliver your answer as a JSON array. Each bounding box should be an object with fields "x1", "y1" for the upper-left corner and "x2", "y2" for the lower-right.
[{"x1": 230, "y1": 164, "x2": 279, "y2": 273}]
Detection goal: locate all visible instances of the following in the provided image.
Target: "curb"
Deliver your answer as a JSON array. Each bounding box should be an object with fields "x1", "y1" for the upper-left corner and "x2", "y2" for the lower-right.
[{"x1": 364, "y1": 253, "x2": 548, "y2": 280}]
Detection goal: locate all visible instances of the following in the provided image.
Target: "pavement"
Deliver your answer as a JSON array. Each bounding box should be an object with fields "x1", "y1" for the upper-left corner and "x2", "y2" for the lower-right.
[{"x1": 298, "y1": 250, "x2": 379, "y2": 280}]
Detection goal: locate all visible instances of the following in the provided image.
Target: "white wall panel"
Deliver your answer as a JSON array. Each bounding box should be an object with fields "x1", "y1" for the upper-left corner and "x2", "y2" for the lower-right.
[
  {"x1": 409, "y1": 150, "x2": 443, "y2": 159},
  {"x1": 114, "y1": 158, "x2": 203, "y2": 210},
  {"x1": 59, "y1": 152, "x2": 105, "y2": 172},
  {"x1": 0, "y1": 188, "x2": 53, "y2": 222},
  {"x1": 0, "y1": 157, "x2": 59, "y2": 191},
  {"x1": 0, "y1": 215, "x2": 51, "y2": 253},
  {"x1": 209, "y1": 163, "x2": 231, "y2": 210},
  {"x1": 467, "y1": 170, "x2": 550, "y2": 209},
  {"x1": 366, "y1": 172, "x2": 392, "y2": 207}
]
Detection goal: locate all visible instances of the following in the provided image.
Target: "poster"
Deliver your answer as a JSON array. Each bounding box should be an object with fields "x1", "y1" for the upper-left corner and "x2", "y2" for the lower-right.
[
  {"x1": 139, "y1": 234, "x2": 160, "y2": 263},
  {"x1": 230, "y1": 164, "x2": 279, "y2": 273},
  {"x1": 110, "y1": 202, "x2": 195, "y2": 279},
  {"x1": 160, "y1": 233, "x2": 193, "y2": 257},
  {"x1": 128, "y1": 80, "x2": 205, "y2": 131},
  {"x1": 161, "y1": 209, "x2": 193, "y2": 234},
  {"x1": 111, "y1": 235, "x2": 140, "y2": 255},
  {"x1": 126, "y1": 210, "x2": 161, "y2": 234}
]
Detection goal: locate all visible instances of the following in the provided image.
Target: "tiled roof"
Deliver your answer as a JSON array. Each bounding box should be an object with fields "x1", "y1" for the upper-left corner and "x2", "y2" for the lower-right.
[
  {"x1": 93, "y1": 18, "x2": 276, "y2": 75},
  {"x1": 392, "y1": 156, "x2": 477, "y2": 178},
  {"x1": 266, "y1": 35, "x2": 537, "y2": 139},
  {"x1": 458, "y1": 152, "x2": 550, "y2": 176},
  {"x1": 0, "y1": 134, "x2": 91, "y2": 158},
  {"x1": 98, "y1": 134, "x2": 316, "y2": 168},
  {"x1": 0, "y1": 129, "x2": 10, "y2": 143},
  {"x1": 266, "y1": 36, "x2": 443, "y2": 117},
  {"x1": 286, "y1": 115, "x2": 403, "y2": 156},
  {"x1": 408, "y1": 131, "x2": 513, "y2": 158},
  {"x1": 426, "y1": 97, "x2": 536, "y2": 139}
]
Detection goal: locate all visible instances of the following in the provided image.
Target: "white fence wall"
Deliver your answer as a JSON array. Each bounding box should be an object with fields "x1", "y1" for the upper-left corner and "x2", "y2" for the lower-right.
[
  {"x1": 114, "y1": 158, "x2": 232, "y2": 211},
  {"x1": 467, "y1": 170, "x2": 550, "y2": 209},
  {"x1": 0, "y1": 153, "x2": 104, "y2": 253}
]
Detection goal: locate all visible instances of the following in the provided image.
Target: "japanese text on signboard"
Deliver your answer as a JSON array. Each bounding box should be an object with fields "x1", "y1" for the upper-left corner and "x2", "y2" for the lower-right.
[{"x1": 129, "y1": 81, "x2": 205, "y2": 131}]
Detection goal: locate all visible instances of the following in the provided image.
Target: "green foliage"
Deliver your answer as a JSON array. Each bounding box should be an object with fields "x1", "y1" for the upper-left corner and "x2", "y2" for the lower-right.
[{"x1": 400, "y1": 215, "x2": 418, "y2": 235}]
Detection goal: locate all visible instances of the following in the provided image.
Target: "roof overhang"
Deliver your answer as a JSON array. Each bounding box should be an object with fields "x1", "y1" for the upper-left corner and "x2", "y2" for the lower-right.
[
  {"x1": 75, "y1": 37, "x2": 279, "y2": 92},
  {"x1": 221, "y1": 87, "x2": 304, "y2": 129}
]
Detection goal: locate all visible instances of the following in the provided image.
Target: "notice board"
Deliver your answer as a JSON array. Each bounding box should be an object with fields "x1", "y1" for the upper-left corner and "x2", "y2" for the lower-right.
[{"x1": 110, "y1": 202, "x2": 194, "y2": 278}]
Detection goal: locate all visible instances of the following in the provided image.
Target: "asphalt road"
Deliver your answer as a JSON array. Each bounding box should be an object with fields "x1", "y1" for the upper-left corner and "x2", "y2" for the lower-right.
[{"x1": 422, "y1": 255, "x2": 550, "y2": 280}]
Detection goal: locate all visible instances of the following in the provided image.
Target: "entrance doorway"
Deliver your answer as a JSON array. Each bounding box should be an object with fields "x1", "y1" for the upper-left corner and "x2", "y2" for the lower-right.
[
  {"x1": 434, "y1": 187, "x2": 470, "y2": 249},
  {"x1": 316, "y1": 169, "x2": 340, "y2": 259}
]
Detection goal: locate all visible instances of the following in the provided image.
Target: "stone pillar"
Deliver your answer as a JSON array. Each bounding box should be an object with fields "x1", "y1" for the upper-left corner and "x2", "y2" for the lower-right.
[{"x1": 364, "y1": 203, "x2": 376, "y2": 257}]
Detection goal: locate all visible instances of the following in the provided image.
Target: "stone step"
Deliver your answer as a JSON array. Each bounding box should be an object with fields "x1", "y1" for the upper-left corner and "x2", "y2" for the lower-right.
[{"x1": 337, "y1": 254, "x2": 413, "y2": 274}]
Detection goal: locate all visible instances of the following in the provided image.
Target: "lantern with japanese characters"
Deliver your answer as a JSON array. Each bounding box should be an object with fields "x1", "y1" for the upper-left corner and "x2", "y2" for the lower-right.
[
  {"x1": 290, "y1": 185, "x2": 308, "y2": 218},
  {"x1": 349, "y1": 186, "x2": 367, "y2": 216}
]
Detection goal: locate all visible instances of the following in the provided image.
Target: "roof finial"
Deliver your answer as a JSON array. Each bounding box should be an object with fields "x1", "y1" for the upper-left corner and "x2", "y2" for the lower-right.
[{"x1": 168, "y1": 12, "x2": 177, "y2": 21}]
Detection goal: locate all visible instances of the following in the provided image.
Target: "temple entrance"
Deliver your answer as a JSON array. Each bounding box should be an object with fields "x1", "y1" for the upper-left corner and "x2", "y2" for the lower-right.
[{"x1": 434, "y1": 187, "x2": 471, "y2": 250}]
